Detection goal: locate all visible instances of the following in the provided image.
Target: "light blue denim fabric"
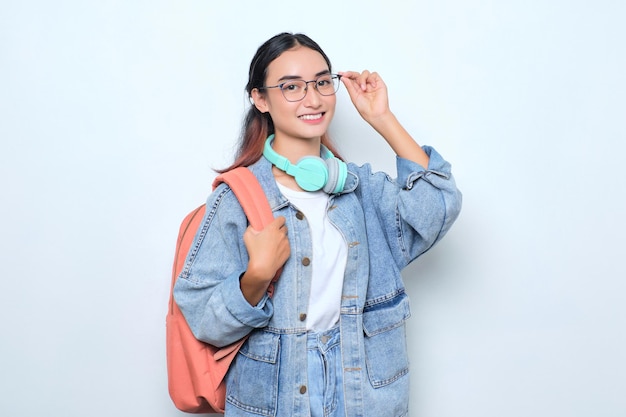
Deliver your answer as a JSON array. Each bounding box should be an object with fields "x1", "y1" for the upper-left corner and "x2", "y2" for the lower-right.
[
  {"x1": 307, "y1": 325, "x2": 343, "y2": 417},
  {"x1": 174, "y1": 146, "x2": 462, "y2": 417}
]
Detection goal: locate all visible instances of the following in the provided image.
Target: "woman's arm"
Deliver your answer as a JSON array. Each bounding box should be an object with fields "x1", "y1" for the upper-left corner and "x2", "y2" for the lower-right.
[
  {"x1": 173, "y1": 188, "x2": 282, "y2": 347},
  {"x1": 340, "y1": 70, "x2": 429, "y2": 169}
]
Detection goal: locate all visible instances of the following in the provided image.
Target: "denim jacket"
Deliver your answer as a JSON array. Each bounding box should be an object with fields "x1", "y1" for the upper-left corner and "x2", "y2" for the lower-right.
[{"x1": 174, "y1": 146, "x2": 462, "y2": 417}]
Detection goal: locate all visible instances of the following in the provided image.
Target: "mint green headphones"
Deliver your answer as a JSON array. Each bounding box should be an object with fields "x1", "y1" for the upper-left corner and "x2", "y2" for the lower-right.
[{"x1": 263, "y1": 135, "x2": 348, "y2": 194}]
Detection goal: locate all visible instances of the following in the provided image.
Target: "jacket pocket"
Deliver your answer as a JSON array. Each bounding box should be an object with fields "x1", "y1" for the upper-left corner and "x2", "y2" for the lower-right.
[
  {"x1": 226, "y1": 330, "x2": 280, "y2": 415},
  {"x1": 362, "y1": 291, "x2": 411, "y2": 388}
]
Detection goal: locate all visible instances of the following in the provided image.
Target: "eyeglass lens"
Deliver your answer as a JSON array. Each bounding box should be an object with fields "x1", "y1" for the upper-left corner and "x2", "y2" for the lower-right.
[{"x1": 281, "y1": 76, "x2": 340, "y2": 101}]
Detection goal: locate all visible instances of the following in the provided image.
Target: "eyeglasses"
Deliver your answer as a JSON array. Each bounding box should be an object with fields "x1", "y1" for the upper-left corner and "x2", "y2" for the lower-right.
[{"x1": 260, "y1": 74, "x2": 342, "y2": 102}]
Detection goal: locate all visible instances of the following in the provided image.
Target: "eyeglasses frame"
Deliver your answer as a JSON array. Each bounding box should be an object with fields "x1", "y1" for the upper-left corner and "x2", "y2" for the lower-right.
[{"x1": 259, "y1": 74, "x2": 342, "y2": 102}]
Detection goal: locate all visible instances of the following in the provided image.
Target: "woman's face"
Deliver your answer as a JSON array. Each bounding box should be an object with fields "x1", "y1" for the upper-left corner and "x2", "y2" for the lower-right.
[{"x1": 253, "y1": 46, "x2": 336, "y2": 144}]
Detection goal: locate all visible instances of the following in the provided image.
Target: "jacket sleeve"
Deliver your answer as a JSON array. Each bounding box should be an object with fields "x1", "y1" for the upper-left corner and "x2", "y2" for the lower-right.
[
  {"x1": 173, "y1": 185, "x2": 273, "y2": 347},
  {"x1": 353, "y1": 145, "x2": 462, "y2": 269}
]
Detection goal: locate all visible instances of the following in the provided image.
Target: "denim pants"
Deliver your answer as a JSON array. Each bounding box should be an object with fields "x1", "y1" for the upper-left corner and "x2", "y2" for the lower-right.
[{"x1": 307, "y1": 325, "x2": 345, "y2": 417}]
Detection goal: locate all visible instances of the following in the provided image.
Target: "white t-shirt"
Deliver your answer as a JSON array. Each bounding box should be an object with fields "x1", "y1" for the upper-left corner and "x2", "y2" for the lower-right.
[{"x1": 277, "y1": 183, "x2": 347, "y2": 331}]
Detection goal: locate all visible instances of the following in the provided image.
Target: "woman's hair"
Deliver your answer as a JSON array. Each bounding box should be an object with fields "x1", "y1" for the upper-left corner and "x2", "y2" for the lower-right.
[{"x1": 217, "y1": 32, "x2": 343, "y2": 173}]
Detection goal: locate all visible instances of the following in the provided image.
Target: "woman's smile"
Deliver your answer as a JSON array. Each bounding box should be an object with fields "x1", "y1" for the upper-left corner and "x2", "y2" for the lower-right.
[{"x1": 298, "y1": 112, "x2": 324, "y2": 122}]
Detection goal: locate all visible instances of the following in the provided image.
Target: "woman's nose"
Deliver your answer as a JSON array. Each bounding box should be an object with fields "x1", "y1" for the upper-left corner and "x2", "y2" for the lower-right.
[{"x1": 302, "y1": 82, "x2": 322, "y2": 106}]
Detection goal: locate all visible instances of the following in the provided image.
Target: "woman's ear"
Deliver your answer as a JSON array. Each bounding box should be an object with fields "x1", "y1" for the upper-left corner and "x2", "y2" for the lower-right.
[{"x1": 251, "y1": 88, "x2": 269, "y2": 113}]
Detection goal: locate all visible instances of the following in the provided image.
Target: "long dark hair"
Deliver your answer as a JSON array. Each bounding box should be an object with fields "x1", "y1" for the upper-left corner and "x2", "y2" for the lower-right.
[{"x1": 218, "y1": 32, "x2": 343, "y2": 173}]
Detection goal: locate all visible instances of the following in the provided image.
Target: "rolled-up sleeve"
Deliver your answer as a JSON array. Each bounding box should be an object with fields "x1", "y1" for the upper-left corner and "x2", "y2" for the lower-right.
[
  {"x1": 353, "y1": 146, "x2": 462, "y2": 270},
  {"x1": 395, "y1": 146, "x2": 462, "y2": 262},
  {"x1": 398, "y1": 146, "x2": 452, "y2": 189}
]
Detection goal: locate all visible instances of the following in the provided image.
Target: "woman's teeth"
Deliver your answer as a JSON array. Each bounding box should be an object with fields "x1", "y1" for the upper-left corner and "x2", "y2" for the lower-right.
[{"x1": 299, "y1": 113, "x2": 322, "y2": 120}]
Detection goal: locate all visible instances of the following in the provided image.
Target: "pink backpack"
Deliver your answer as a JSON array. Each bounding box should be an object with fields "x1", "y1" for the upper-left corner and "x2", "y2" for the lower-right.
[{"x1": 166, "y1": 167, "x2": 278, "y2": 413}]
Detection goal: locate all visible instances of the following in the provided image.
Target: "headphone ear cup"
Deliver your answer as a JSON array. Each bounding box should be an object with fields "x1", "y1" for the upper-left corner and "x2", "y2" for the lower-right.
[
  {"x1": 294, "y1": 156, "x2": 328, "y2": 192},
  {"x1": 323, "y1": 158, "x2": 339, "y2": 194},
  {"x1": 323, "y1": 158, "x2": 348, "y2": 194}
]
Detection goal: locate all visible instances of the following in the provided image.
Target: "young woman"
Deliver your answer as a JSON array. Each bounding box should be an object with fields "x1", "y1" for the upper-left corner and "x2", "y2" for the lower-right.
[{"x1": 174, "y1": 32, "x2": 462, "y2": 417}]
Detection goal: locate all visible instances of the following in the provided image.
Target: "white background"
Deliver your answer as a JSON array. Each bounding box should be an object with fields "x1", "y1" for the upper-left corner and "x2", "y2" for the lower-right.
[{"x1": 1, "y1": 1, "x2": 625, "y2": 416}]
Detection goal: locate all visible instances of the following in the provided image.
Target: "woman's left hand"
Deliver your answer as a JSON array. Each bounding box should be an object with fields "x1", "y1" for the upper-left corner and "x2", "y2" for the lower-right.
[{"x1": 339, "y1": 70, "x2": 390, "y2": 125}]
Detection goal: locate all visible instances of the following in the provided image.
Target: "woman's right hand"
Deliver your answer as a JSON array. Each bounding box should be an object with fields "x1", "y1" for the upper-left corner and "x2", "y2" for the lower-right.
[{"x1": 240, "y1": 216, "x2": 290, "y2": 305}]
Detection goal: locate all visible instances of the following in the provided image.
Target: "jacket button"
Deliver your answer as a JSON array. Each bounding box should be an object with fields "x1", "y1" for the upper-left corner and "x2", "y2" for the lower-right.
[
  {"x1": 296, "y1": 211, "x2": 304, "y2": 220},
  {"x1": 299, "y1": 385, "x2": 307, "y2": 394},
  {"x1": 299, "y1": 313, "x2": 307, "y2": 321},
  {"x1": 302, "y1": 257, "x2": 311, "y2": 266}
]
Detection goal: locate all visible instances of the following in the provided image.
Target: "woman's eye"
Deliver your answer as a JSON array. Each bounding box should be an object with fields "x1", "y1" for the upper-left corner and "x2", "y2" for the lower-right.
[{"x1": 282, "y1": 82, "x2": 302, "y2": 91}]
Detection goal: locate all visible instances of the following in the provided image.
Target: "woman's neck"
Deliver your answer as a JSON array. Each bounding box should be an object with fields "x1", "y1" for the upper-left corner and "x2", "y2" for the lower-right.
[{"x1": 271, "y1": 134, "x2": 321, "y2": 164}]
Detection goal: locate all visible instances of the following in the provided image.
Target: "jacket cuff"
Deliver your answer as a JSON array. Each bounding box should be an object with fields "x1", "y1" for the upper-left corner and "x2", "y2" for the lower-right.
[
  {"x1": 397, "y1": 146, "x2": 452, "y2": 190},
  {"x1": 219, "y1": 271, "x2": 273, "y2": 328}
]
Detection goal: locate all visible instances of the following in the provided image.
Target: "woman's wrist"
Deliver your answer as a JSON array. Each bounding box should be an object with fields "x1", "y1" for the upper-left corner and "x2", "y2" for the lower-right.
[
  {"x1": 240, "y1": 268, "x2": 272, "y2": 306},
  {"x1": 367, "y1": 110, "x2": 400, "y2": 138}
]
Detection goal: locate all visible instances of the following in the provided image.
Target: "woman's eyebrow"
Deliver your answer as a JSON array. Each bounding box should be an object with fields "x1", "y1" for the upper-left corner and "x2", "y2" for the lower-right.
[{"x1": 277, "y1": 69, "x2": 331, "y2": 83}]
